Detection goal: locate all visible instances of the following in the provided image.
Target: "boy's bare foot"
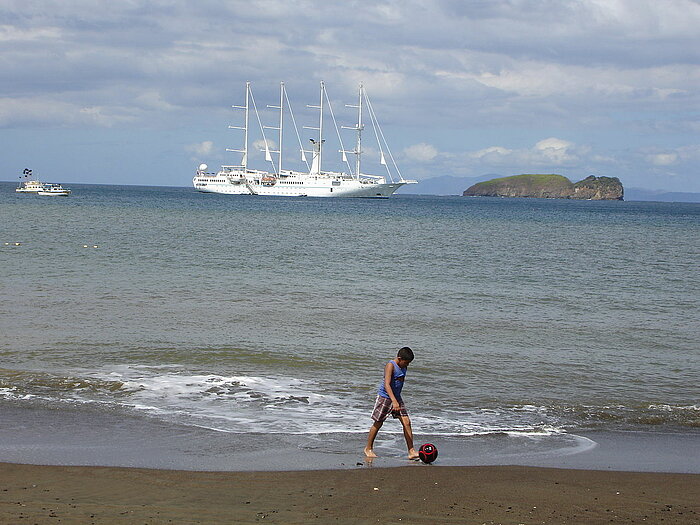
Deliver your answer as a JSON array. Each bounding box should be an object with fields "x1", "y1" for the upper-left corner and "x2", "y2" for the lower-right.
[
  {"x1": 408, "y1": 449, "x2": 419, "y2": 460},
  {"x1": 364, "y1": 447, "x2": 378, "y2": 458}
]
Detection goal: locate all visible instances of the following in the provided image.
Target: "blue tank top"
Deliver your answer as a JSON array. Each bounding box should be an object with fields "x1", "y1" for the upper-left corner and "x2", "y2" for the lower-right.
[{"x1": 377, "y1": 361, "x2": 407, "y2": 400}]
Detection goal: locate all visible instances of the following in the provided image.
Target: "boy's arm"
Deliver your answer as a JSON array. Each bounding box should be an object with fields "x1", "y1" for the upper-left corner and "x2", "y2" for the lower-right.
[{"x1": 383, "y1": 362, "x2": 400, "y2": 411}]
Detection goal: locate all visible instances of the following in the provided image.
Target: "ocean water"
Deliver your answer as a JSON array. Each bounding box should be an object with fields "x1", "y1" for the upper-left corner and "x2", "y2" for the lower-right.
[{"x1": 1, "y1": 182, "x2": 698, "y2": 469}]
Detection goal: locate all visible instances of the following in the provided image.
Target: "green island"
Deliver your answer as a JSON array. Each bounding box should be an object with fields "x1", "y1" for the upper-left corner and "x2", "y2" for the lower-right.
[{"x1": 463, "y1": 174, "x2": 624, "y2": 200}]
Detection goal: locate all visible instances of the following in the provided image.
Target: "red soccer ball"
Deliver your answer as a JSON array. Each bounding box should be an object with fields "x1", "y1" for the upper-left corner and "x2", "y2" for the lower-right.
[{"x1": 418, "y1": 443, "x2": 438, "y2": 464}]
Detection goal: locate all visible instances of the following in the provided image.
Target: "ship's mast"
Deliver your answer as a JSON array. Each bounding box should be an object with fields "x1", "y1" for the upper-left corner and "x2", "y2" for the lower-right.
[
  {"x1": 343, "y1": 83, "x2": 364, "y2": 179},
  {"x1": 279, "y1": 83, "x2": 284, "y2": 174},
  {"x1": 243, "y1": 82, "x2": 250, "y2": 170},
  {"x1": 318, "y1": 81, "x2": 324, "y2": 173},
  {"x1": 228, "y1": 81, "x2": 250, "y2": 170},
  {"x1": 357, "y1": 84, "x2": 363, "y2": 178},
  {"x1": 305, "y1": 81, "x2": 325, "y2": 175},
  {"x1": 265, "y1": 82, "x2": 285, "y2": 175}
]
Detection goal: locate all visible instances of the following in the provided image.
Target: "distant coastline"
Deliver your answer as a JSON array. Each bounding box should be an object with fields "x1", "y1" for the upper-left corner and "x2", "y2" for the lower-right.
[{"x1": 624, "y1": 188, "x2": 700, "y2": 203}]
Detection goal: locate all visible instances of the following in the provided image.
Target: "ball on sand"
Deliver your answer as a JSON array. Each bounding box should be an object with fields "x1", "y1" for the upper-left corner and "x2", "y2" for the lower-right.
[{"x1": 418, "y1": 443, "x2": 438, "y2": 464}]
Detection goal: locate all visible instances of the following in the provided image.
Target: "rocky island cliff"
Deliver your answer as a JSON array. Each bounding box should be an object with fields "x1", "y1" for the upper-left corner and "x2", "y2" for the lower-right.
[{"x1": 464, "y1": 174, "x2": 624, "y2": 200}]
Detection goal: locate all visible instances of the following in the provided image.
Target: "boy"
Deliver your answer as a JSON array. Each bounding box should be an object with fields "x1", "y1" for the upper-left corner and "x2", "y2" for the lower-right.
[{"x1": 364, "y1": 346, "x2": 419, "y2": 459}]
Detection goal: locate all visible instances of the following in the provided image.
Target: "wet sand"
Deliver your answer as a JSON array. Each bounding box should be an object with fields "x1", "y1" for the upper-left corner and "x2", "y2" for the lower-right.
[{"x1": 1, "y1": 462, "x2": 698, "y2": 524}]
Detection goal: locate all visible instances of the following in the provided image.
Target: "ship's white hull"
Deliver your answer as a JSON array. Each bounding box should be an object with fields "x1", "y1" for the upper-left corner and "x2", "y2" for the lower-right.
[
  {"x1": 193, "y1": 172, "x2": 413, "y2": 198},
  {"x1": 36, "y1": 183, "x2": 71, "y2": 196},
  {"x1": 37, "y1": 190, "x2": 71, "y2": 196}
]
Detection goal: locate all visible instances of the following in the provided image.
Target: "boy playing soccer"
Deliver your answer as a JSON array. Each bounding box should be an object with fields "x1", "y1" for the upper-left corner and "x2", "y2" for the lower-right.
[{"x1": 364, "y1": 346, "x2": 419, "y2": 459}]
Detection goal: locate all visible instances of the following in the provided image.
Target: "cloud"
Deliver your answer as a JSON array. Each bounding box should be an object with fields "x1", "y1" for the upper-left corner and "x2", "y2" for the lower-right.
[
  {"x1": 645, "y1": 144, "x2": 700, "y2": 167},
  {"x1": 253, "y1": 138, "x2": 277, "y2": 152},
  {"x1": 470, "y1": 138, "x2": 580, "y2": 168},
  {"x1": 648, "y1": 152, "x2": 679, "y2": 166},
  {"x1": 469, "y1": 146, "x2": 514, "y2": 163},
  {"x1": 186, "y1": 141, "x2": 214, "y2": 156},
  {"x1": 403, "y1": 143, "x2": 438, "y2": 162},
  {"x1": 1, "y1": 1, "x2": 697, "y2": 127},
  {"x1": 533, "y1": 138, "x2": 578, "y2": 164},
  {"x1": 134, "y1": 91, "x2": 176, "y2": 112},
  {"x1": 0, "y1": 24, "x2": 62, "y2": 42},
  {"x1": 0, "y1": 97, "x2": 134, "y2": 127},
  {"x1": 0, "y1": 0, "x2": 699, "y2": 191}
]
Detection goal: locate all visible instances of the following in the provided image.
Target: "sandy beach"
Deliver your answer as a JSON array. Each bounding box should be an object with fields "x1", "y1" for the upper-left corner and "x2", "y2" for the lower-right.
[{"x1": 1, "y1": 462, "x2": 698, "y2": 524}]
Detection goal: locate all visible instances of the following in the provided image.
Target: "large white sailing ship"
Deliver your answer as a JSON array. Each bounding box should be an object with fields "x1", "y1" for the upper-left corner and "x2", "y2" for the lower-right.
[{"x1": 193, "y1": 82, "x2": 416, "y2": 197}]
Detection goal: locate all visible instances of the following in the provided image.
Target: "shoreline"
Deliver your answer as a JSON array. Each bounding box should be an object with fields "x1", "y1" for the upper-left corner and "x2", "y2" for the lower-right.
[
  {"x1": 1, "y1": 403, "x2": 699, "y2": 474},
  {"x1": 1, "y1": 462, "x2": 699, "y2": 524}
]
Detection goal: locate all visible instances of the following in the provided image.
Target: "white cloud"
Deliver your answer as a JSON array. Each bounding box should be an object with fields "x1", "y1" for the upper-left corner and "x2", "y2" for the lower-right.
[
  {"x1": 591, "y1": 154, "x2": 616, "y2": 163},
  {"x1": 186, "y1": 141, "x2": 214, "y2": 156},
  {"x1": 0, "y1": 97, "x2": 134, "y2": 127},
  {"x1": 134, "y1": 91, "x2": 176, "y2": 112},
  {"x1": 533, "y1": 138, "x2": 577, "y2": 164},
  {"x1": 403, "y1": 143, "x2": 437, "y2": 162},
  {"x1": 253, "y1": 138, "x2": 277, "y2": 152},
  {"x1": 0, "y1": 24, "x2": 62, "y2": 42},
  {"x1": 470, "y1": 146, "x2": 514, "y2": 162},
  {"x1": 648, "y1": 152, "x2": 678, "y2": 166},
  {"x1": 469, "y1": 138, "x2": 580, "y2": 167},
  {"x1": 645, "y1": 145, "x2": 700, "y2": 168}
]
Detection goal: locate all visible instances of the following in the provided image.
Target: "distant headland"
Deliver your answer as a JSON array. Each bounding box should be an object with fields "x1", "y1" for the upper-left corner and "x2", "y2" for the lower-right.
[{"x1": 463, "y1": 174, "x2": 624, "y2": 200}]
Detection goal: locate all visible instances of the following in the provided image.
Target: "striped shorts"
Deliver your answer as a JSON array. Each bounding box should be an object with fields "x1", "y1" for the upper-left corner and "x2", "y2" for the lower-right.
[{"x1": 371, "y1": 395, "x2": 408, "y2": 422}]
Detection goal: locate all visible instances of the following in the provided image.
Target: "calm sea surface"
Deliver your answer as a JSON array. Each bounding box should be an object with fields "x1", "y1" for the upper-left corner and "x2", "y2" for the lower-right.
[{"x1": 1, "y1": 183, "x2": 698, "y2": 449}]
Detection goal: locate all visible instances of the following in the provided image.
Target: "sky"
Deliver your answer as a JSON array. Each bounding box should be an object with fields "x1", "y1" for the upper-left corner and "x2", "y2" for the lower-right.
[{"x1": 1, "y1": 0, "x2": 699, "y2": 193}]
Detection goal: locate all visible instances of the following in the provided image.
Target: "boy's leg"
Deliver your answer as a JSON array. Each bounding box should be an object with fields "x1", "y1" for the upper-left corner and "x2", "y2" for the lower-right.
[
  {"x1": 399, "y1": 415, "x2": 419, "y2": 459},
  {"x1": 364, "y1": 420, "x2": 383, "y2": 457}
]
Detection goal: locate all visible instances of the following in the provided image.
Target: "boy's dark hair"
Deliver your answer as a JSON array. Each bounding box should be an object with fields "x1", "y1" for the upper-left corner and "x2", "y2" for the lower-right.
[{"x1": 397, "y1": 346, "x2": 414, "y2": 362}]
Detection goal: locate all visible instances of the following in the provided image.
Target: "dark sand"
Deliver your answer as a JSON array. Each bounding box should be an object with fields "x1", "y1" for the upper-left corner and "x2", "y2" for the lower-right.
[{"x1": 1, "y1": 462, "x2": 698, "y2": 524}]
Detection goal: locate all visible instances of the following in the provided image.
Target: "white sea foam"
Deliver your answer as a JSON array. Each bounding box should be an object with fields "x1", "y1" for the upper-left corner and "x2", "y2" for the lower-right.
[
  {"x1": 559, "y1": 434, "x2": 598, "y2": 456},
  {"x1": 70, "y1": 366, "x2": 574, "y2": 437},
  {"x1": 87, "y1": 367, "x2": 362, "y2": 433},
  {"x1": 1, "y1": 364, "x2": 587, "y2": 438},
  {"x1": 648, "y1": 404, "x2": 699, "y2": 411},
  {"x1": 0, "y1": 387, "x2": 34, "y2": 401}
]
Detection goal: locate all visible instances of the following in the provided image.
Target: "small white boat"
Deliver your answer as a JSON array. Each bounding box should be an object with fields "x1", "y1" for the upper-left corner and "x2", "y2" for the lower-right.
[
  {"x1": 16, "y1": 180, "x2": 45, "y2": 193},
  {"x1": 37, "y1": 183, "x2": 71, "y2": 196}
]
